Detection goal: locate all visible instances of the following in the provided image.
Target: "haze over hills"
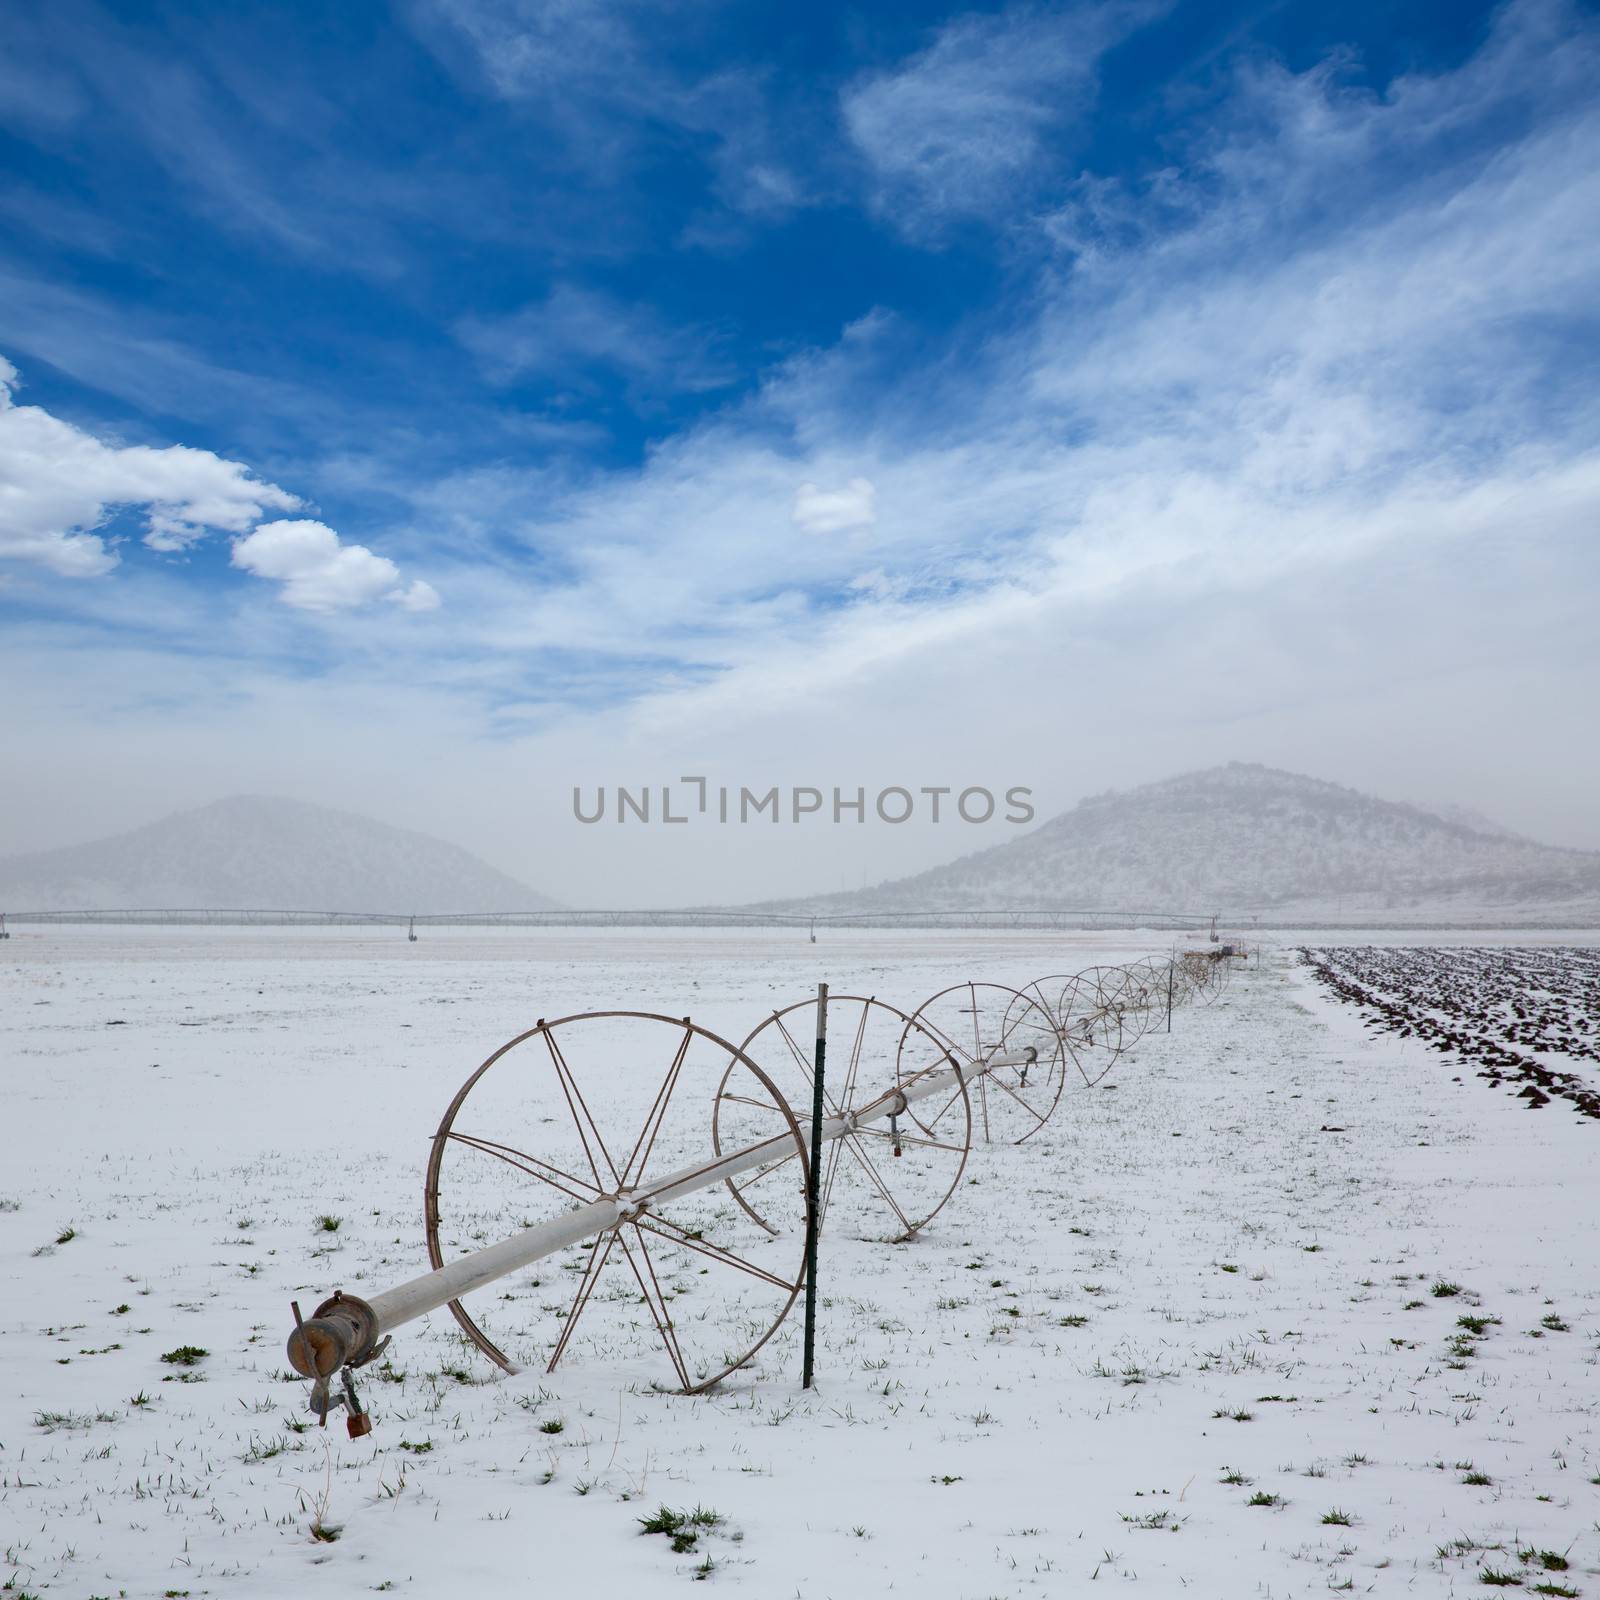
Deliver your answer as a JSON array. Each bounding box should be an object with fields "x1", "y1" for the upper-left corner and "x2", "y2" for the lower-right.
[
  {"x1": 5, "y1": 769, "x2": 1596, "y2": 924},
  {"x1": 754, "y1": 764, "x2": 1600, "y2": 924},
  {"x1": 0, "y1": 795, "x2": 559, "y2": 913}
]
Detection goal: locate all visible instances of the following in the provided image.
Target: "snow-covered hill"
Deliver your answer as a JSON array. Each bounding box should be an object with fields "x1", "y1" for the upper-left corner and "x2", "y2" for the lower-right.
[
  {"x1": 758, "y1": 764, "x2": 1600, "y2": 924},
  {"x1": 0, "y1": 795, "x2": 558, "y2": 913}
]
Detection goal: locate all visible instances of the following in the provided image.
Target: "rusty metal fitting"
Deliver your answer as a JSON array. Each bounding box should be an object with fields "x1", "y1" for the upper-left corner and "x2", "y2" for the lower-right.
[{"x1": 286, "y1": 1290, "x2": 380, "y2": 1379}]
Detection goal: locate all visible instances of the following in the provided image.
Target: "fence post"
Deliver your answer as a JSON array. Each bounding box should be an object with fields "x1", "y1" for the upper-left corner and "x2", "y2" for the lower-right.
[
  {"x1": 1166, "y1": 954, "x2": 1174, "y2": 1033},
  {"x1": 802, "y1": 982, "x2": 828, "y2": 1390}
]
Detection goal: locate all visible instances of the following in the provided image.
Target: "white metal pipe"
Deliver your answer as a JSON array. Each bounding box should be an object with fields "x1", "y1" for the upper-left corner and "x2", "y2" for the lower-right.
[{"x1": 368, "y1": 1196, "x2": 624, "y2": 1331}]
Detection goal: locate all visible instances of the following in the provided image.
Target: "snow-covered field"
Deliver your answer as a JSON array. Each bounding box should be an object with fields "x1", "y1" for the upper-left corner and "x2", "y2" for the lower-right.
[{"x1": 4, "y1": 925, "x2": 1598, "y2": 1598}]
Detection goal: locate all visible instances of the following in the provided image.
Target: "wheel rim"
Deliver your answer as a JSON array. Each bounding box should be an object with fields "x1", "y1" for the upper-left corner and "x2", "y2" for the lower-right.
[
  {"x1": 901, "y1": 981, "x2": 1065, "y2": 1144},
  {"x1": 720, "y1": 994, "x2": 972, "y2": 1242},
  {"x1": 426, "y1": 1011, "x2": 809, "y2": 1392}
]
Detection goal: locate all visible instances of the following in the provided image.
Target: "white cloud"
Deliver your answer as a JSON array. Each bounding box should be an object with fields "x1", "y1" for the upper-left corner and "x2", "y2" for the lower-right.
[
  {"x1": 0, "y1": 354, "x2": 300, "y2": 575},
  {"x1": 457, "y1": 284, "x2": 732, "y2": 396},
  {"x1": 0, "y1": 356, "x2": 437, "y2": 611},
  {"x1": 396, "y1": 0, "x2": 1600, "y2": 744},
  {"x1": 415, "y1": 0, "x2": 647, "y2": 103},
  {"x1": 390, "y1": 578, "x2": 443, "y2": 613},
  {"x1": 230, "y1": 519, "x2": 441, "y2": 614},
  {"x1": 792, "y1": 478, "x2": 876, "y2": 534},
  {"x1": 842, "y1": 3, "x2": 1152, "y2": 235},
  {"x1": 412, "y1": 2, "x2": 816, "y2": 245}
]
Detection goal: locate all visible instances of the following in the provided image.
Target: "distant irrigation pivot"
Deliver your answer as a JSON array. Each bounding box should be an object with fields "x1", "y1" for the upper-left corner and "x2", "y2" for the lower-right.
[
  {"x1": 280, "y1": 945, "x2": 1242, "y2": 1435},
  {"x1": 4, "y1": 904, "x2": 1225, "y2": 931}
]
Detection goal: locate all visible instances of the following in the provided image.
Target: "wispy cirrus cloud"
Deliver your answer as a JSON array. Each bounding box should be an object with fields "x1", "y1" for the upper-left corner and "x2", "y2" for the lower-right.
[
  {"x1": 0, "y1": 0, "x2": 538, "y2": 282},
  {"x1": 842, "y1": 2, "x2": 1158, "y2": 238},
  {"x1": 0, "y1": 270, "x2": 330, "y2": 437},
  {"x1": 393, "y1": 0, "x2": 1600, "y2": 758},
  {"x1": 413, "y1": 0, "x2": 677, "y2": 107},
  {"x1": 457, "y1": 283, "x2": 736, "y2": 397},
  {"x1": 410, "y1": 0, "x2": 813, "y2": 224},
  {"x1": 0, "y1": 0, "x2": 340, "y2": 258}
]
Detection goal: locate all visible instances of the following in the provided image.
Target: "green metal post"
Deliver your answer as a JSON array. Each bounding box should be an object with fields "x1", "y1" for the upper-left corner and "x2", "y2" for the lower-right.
[{"x1": 802, "y1": 982, "x2": 828, "y2": 1389}]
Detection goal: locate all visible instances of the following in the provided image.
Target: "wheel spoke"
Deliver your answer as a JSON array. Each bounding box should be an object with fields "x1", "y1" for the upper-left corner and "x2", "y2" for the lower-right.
[
  {"x1": 819, "y1": 1009, "x2": 877, "y2": 1216},
  {"x1": 729, "y1": 1147, "x2": 801, "y2": 1200},
  {"x1": 774, "y1": 1009, "x2": 847, "y2": 1119},
  {"x1": 772, "y1": 1011, "x2": 814, "y2": 1078},
  {"x1": 908, "y1": 1013, "x2": 960, "y2": 1060},
  {"x1": 916, "y1": 1080, "x2": 970, "y2": 1136},
  {"x1": 717, "y1": 1090, "x2": 785, "y2": 1113},
  {"x1": 1060, "y1": 1041, "x2": 1098, "y2": 1088},
  {"x1": 838, "y1": 1134, "x2": 913, "y2": 1234},
  {"x1": 853, "y1": 1124, "x2": 968, "y2": 1155},
  {"x1": 1011, "y1": 1016, "x2": 1060, "y2": 1038},
  {"x1": 820, "y1": 1116, "x2": 849, "y2": 1219},
  {"x1": 637, "y1": 1213, "x2": 798, "y2": 1294},
  {"x1": 839, "y1": 1001, "x2": 871, "y2": 1119},
  {"x1": 547, "y1": 1228, "x2": 617, "y2": 1372},
  {"x1": 620, "y1": 1023, "x2": 693, "y2": 1189},
  {"x1": 543, "y1": 1029, "x2": 619, "y2": 1189},
  {"x1": 897, "y1": 1046, "x2": 956, "y2": 1096},
  {"x1": 618, "y1": 1226, "x2": 690, "y2": 1389},
  {"x1": 444, "y1": 1131, "x2": 600, "y2": 1206},
  {"x1": 985, "y1": 1069, "x2": 1050, "y2": 1130}
]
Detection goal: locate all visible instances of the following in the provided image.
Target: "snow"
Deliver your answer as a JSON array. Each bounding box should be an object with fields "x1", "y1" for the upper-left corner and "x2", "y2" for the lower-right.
[{"x1": 3, "y1": 925, "x2": 1598, "y2": 1598}]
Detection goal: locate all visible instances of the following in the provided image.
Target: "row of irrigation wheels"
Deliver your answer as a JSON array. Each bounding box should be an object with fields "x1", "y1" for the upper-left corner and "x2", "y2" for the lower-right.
[{"x1": 423, "y1": 956, "x2": 1232, "y2": 1393}]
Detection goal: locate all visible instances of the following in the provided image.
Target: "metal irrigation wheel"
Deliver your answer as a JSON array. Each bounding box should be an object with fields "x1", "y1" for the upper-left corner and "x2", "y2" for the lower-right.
[
  {"x1": 425, "y1": 1012, "x2": 809, "y2": 1393},
  {"x1": 901, "y1": 980, "x2": 1065, "y2": 1144},
  {"x1": 1064, "y1": 963, "x2": 1166, "y2": 1064},
  {"x1": 717, "y1": 994, "x2": 973, "y2": 1243},
  {"x1": 1112, "y1": 959, "x2": 1171, "y2": 1046},
  {"x1": 1174, "y1": 949, "x2": 1226, "y2": 1005},
  {"x1": 1006, "y1": 972, "x2": 1103, "y2": 1087}
]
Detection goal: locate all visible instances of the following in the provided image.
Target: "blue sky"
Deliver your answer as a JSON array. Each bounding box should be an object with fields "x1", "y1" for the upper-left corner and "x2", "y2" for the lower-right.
[
  {"x1": 1, "y1": 0, "x2": 1598, "y2": 898},
  {"x1": 0, "y1": 1, "x2": 1511, "y2": 474}
]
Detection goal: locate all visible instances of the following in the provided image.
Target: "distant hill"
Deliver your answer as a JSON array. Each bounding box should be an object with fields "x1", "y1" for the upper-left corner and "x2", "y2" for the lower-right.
[
  {"x1": 0, "y1": 795, "x2": 559, "y2": 913},
  {"x1": 1422, "y1": 801, "x2": 1525, "y2": 841},
  {"x1": 753, "y1": 763, "x2": 1600, "y2": 924}
]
